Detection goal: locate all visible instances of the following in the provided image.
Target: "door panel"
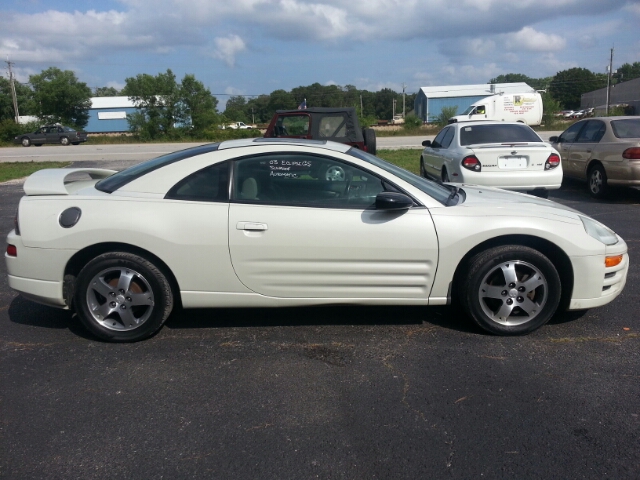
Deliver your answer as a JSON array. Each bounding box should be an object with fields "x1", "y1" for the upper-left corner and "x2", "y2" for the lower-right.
[{"x1": 228, "y1": 204, "x2": 438, "y2": 299}]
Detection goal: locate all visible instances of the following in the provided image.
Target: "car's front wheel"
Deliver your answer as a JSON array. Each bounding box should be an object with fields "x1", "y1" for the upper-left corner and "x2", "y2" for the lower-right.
[
  {"x1": 21, "y1": 137, "x2": 31, "y2": 147},
  {"x1": 74, "y1": 252, "x2": 174, "y2": 342},
  {"x1": 459, "y1": 245, "x2": 561, "y2": 335},
  {"x1": 420, "y1": 158, "x2": 427, "y2": 178}
]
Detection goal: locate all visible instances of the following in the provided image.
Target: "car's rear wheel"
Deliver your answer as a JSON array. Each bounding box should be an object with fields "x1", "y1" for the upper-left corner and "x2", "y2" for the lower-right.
[
  {"x1": 72, "y1": 142, "x2": 80, "y2": 145},
  {"x1": 459, "y1": 245, "x2": 561, "y2": 335},
  {"x1": 21, "y1": 137, "x2": 31, "y2": 147},
  {"x1": 588, "y1": 164, "x2": 608, "y2": 199},
  {"x1": 420, "y1": 158, "x2": 427, "y2": 178},
  {"x1": 60, "y1": 136, "x2": 70, "y2": 146},
  {"x1": 34, "y1": 144, "x2": 42, "y2": 147},
  {"x1": 363, "y1": 128, "x2": 377, "y2": 155},
  {"x1": 74, "y1": 252, "x2": 174, "y2": 342}
]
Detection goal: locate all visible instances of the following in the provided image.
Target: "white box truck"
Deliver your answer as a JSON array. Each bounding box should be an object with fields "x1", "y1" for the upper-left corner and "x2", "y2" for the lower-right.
[{"x1": 449, "y1": 92, "x2": 543, "y2": 126}]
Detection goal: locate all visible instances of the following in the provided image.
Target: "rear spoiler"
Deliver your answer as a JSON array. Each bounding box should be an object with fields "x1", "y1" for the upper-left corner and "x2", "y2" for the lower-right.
[{"x1": 23, "y1": 168, "x2": 117, "y2": 196}]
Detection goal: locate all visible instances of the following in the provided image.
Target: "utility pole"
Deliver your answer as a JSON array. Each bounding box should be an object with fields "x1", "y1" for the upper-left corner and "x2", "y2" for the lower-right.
[
  {"x1": 392, "y1": 98, "x2": 396, "y2": 118},
  {"x1": 6, "y1": 58, "x2": 20, "y2": 123},
  {"x1": 402, "y1": 83, "x2": 406, "y2": 118},
  {"x1": 606, "y1": 47, "x2": 614, "y2": 116}
]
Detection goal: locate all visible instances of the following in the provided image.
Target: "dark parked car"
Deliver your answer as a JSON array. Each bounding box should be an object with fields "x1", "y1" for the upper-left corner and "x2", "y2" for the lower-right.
[
  {"x1": 264, "y1": 107, "x2": 377, "y2": 155},
  {"x1": 15, "y1": 125, "x2": 88, "y2": 147}
]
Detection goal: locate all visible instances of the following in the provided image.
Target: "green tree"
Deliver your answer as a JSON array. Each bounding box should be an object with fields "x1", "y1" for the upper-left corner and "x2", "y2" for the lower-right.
[
  {"x1": 436, "y1": 106, "x2": 457, "y2": 127},
  {"x1": 541, "y1": 91, "x2": 562, "y2": 127},
  {"x1": 0, "y1": 77, "x2": 34, "y2": 121},
  {"x1": 267, "y1": 89, "x2": 297, "y2": 112},
  {"x1": 180, "y1": 74, "x2": 219, "y2": 131},
  {"x1": 121, "y1": 69, "x2": 183, "y2": 138},
  {"x1": 93, "y1": 86, "x2": 120, "y2": 96},
  {"x1": 616, "y1": 62, "x2": 640, "y2": 83},
  {"x1": 224, "y1": 95, "x2": 249, "y2": 123},
  {"x1": 373, "y1": 88, "x2": 399, "y2": 120},
  {"x1": 28, "y1": 67, "x2": 92, "y2": 128},
  {"x1": 549, "y1": 68, "x2": 606, "y2": 109}
]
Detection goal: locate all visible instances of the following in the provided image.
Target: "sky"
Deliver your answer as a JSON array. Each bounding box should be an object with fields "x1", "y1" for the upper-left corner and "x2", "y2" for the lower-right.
[{"x1": 1, "y1": 0, "x2": 639, "y2": 110}]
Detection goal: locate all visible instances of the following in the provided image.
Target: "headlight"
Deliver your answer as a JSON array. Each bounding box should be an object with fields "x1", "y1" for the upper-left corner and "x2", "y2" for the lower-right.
[{"x1": 580, "y1": 216, "x2": 618, "y2": 245}]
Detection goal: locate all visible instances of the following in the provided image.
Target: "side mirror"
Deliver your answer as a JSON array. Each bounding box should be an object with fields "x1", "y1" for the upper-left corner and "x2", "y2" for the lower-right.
[
  {"x1": 422, "y1": 140, "x2": 432, "y2": 147},
  {"x1": 549, "y1": 136, "x2": 559, "y2": 143},
  {"x1": 375, "y1": 192, "x2": 413, "y2": 211}
]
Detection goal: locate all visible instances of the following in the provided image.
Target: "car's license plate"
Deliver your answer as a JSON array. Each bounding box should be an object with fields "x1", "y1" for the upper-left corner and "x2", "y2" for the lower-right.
[{"x1": 498, "y1": 156, "x2": 527, "y2": 169}]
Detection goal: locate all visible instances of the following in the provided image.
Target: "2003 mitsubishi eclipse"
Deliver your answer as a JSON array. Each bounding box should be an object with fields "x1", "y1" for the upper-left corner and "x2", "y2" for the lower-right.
[{"x1": 5, "y1": 138, "x2": 629, "y2": 342}]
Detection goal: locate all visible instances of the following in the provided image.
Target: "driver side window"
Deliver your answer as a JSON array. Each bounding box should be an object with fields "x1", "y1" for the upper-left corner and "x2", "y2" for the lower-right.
[
  {"x1": 559, "y1": 121, "x2": 585, "y2": 144},
  {"x1": 232, "y1": 154, "x2": 394, "y2": 209},
  {"x1": 432, "y1": 127, "x2": 449, "y2": 148}
]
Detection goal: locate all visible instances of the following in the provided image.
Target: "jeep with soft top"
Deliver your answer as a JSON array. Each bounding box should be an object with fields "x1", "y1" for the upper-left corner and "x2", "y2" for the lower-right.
[{"x1": 264, "y1": 107, "x2": 376, "y2": 155}]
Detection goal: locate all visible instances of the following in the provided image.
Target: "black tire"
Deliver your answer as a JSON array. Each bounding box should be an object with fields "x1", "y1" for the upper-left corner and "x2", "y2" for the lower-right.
[
  {"x1": 60, "y1": 136, "x2": 70, "y2": 146},
  {"x1": 588, "y1": 164, "x2": 608, "y2": 199},
  {"x1": 71, "y1": 142, "x2": 80, "y2": 145},
  {"x1": 527, "y1": 188, "x2": 549, "y2": 199},
  {"x1": 363, "y1": 128, "x2": 376, "y2": 155},
  {"x1": 459, "y1": 245, "x2": 561, "y2": 335},
  {"x1": 74, "y1": 252, "x2": 174, "y2": 342},
  {"x1": 420, "y1": 158, "x2": 427, "y2": 178},
  {"x1": 34, "y1": 144, "x2": 42, "y2": 147},
  {"x1": 21, "y1": 137, "x2": 31, "y2": 147},
  {"x1": 441, "y1": 168, "x2": 450, "y2": 183}
]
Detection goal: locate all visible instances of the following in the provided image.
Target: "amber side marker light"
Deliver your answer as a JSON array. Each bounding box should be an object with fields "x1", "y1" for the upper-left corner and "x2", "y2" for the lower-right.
[
  {"x1": 605, "y1": 255, "x2": 623, "y2": 268},
  {"x1": 6, "y1": 244, "x2": 17, "y2": 257}
]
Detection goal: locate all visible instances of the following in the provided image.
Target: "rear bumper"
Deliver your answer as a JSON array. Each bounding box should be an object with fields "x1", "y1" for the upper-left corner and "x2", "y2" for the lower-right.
[
  {"x1": 455, "y1": 169, "x2": 562, "y2": 190},
  {"x1": 5, "y1": 230, "x2": 74, "y2": 308},
  {"x1": 7, "y1": 274, "x2": 66, "y2": 308}
]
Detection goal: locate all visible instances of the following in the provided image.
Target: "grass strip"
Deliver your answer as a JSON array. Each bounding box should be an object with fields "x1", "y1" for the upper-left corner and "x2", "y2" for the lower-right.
[{"x1": 0, "y1": 162, "x2": 71, "y2": 183}]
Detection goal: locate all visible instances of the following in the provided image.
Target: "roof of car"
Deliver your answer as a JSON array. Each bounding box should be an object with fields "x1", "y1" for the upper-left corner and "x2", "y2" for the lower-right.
[
  {"x1": 275, "y1": 107, "x2": 357, "y2": 115},
  {"x1": 451, "y1": 120, "x2": 533, "y2": 127},
  {"x1": 217, "y1": 137, "x2": 352, "y2": 153}
]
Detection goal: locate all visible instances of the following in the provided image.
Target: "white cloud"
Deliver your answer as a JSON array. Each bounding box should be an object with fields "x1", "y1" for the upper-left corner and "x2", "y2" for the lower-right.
[
  {"x1": 506, "y1": 27, "x2": 565, "y2": 52},
  {"x1": 212, "y1": 35, "x2": 246, "y2": 67}
]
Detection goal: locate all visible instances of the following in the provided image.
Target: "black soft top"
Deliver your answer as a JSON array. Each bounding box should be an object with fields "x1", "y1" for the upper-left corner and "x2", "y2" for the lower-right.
[{"x1": 275, "y1": 107, "x2": 364, "y2": 143}]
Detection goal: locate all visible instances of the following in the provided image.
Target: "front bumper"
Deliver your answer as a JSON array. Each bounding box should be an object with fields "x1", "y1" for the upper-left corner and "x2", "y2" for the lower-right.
[{"x1": 568, "y1": 238, "x2": 629, "y2": 310}]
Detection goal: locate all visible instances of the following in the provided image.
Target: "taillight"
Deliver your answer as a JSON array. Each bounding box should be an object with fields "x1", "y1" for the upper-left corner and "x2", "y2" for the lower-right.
[
  {"x1": 7, "y1": 244, "x2": 17, "y2": 257},
  {"x1": 14, "y1": 208, "x2": 20, "y2": 236},
  {"x1": 545, "y1": 153, "x2": 561, "y2": 170},
  {"x1": 622, "y1": 147, "x2": 640, "y2": 160},
  {"x1": 462, "y1": 155, "x2": 481, "y2": 172}
]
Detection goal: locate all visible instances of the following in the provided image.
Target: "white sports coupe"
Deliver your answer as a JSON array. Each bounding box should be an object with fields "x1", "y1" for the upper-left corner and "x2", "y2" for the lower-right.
[
  {"x1": 5, "y1": 138, "x2": 628, "y2": 342},
  {"x1": 420, "y1": 121, "x2": 562, "y2": 197}
]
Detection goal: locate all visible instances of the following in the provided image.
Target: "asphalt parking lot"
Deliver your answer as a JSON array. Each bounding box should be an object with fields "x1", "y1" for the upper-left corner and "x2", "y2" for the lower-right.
[{"x1": 1, "y1": 159, "x2": 639, "y2": 479}]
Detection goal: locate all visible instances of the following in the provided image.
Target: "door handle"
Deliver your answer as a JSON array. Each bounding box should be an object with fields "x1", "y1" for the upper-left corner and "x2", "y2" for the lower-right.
[{"x1": 236, "y1": 222, "x2": 268, "y2": 231}]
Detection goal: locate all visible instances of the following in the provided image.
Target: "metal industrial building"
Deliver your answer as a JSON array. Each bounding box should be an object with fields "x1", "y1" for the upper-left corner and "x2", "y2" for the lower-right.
[
  {"x1": 581, "y1": 77, "x2": 640, "y2": 115},
  {"x1": 414, "y1": 83, "x2": 535, "y2": 123},
  {"x1": 86, "y1": 96, "x2": 137, "y2": 133}
]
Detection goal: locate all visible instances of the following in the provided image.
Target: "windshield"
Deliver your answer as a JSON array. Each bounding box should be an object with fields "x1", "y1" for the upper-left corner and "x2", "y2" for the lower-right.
[
  {"x1": 461, "y1": 105, "x2": 475, "y2": 115},
  {"x1": 460, "y1": 123, "x2": 541, "y2": 146},
  {"x1": 96, "y1": 143, "x2": 220, "y2": 193},
  {"x1": 347, "y1": 148, "x2": 454, "y2": 205}
]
